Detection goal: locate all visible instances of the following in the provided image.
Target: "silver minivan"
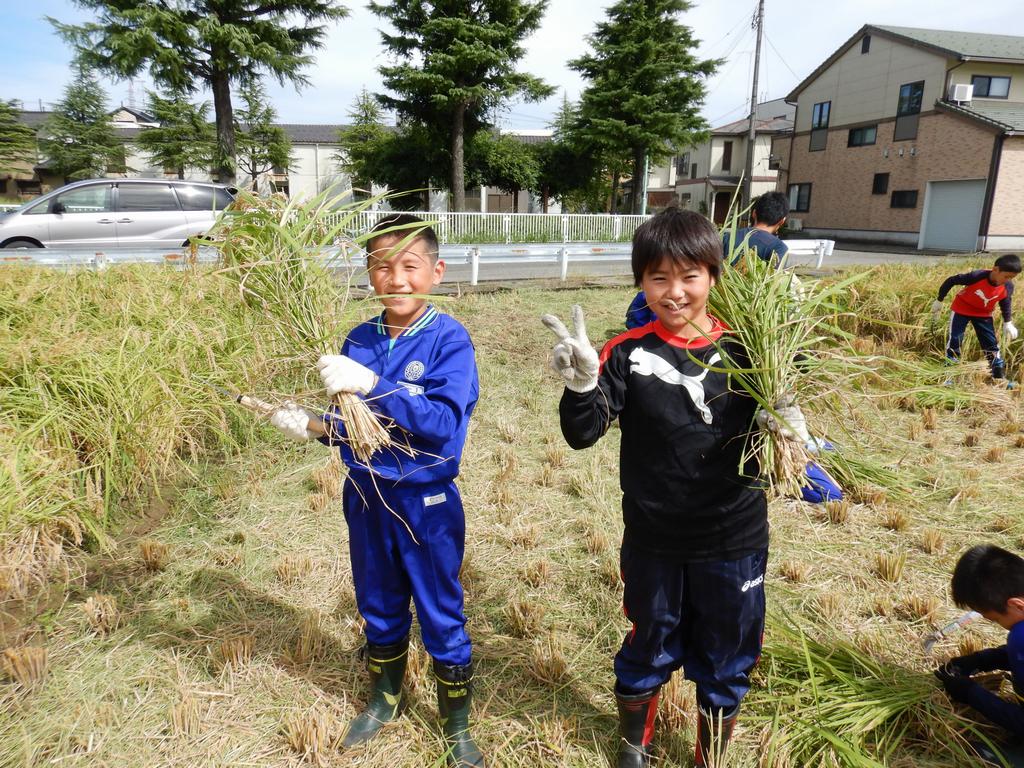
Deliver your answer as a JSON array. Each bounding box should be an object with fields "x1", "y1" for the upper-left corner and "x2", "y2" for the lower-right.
[{"x1": 0, "y1": 179, "x2": 236, "y2": 249}]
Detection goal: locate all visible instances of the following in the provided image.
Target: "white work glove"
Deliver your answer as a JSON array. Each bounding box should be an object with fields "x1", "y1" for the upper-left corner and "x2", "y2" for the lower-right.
[
  {"x1": 1004, "y1": 321, "x2": 1019, "y2": 341},
  {"x1": 931, "y1": 300, "x2": 944, "y2": 318},
  {"x1": 541, "y1": 304, "x2": 600, "y2": 394},
  {"x1": 756, "y1": 394, "x2": 812, "y2": 444},
  {"x1": 317, "y1": 354, "x2": 377, "y2": 396},
  {"x1": 270, "y1": 402, "x2": 317, "y2": 442}
]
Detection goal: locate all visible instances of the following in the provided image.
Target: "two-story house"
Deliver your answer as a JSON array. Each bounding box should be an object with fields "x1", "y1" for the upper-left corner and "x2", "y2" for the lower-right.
[
  {"x1": 644, "y1": 99, "x2": 794, "y2": 221},
  {"x1": 773, "y1": 25, "x2": 1024, "y2": 251}
]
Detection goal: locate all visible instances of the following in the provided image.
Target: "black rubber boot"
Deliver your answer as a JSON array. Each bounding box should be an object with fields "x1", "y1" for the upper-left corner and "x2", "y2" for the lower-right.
[
  {"x1": 694, "y1": 705, "x2": 739, "y2": 767},
  {"x1": 342, "y1": 636, "x2": 409, "y2": 747},
  {"x1": 614, "y1": 685, "x2": 660, "y2": 767},
  {"x1": 435, "y1": 659, "x2": 484, "y2": 767}
]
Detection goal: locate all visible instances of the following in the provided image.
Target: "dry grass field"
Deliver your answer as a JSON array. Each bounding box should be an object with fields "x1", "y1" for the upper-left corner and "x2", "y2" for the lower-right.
[{"x1": 2, "y1": 265, "x2": 1024, "y2": 767}]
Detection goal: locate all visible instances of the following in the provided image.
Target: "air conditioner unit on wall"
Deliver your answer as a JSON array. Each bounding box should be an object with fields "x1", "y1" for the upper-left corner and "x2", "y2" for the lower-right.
[
  {"x1": 948, "y1": 83, "x2": 973, "y2": 104},
  {"x1": 788, "y1": 218, "x2": 803, "y2": 231}
]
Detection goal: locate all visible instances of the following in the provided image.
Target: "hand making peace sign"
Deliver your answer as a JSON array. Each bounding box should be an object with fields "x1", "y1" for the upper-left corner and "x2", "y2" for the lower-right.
[{"x1": 540, "y1": 304, "x2": 600, "y2": 394}]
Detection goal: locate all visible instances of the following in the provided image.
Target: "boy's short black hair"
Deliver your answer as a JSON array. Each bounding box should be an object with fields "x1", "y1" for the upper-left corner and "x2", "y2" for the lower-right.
[
  {"x1": 752, "y1": 191, "x2": 789, "y2": 227},
  {"x1": 994, "y1": 254, "x2": 1022, "y2": 274},
  {"x1": 631, "y1": 207, "x2": 722, "y2": 286},
  {"x1": 951, "y1": 544, "x2": 1024, "y2": 613},
  {"x1": 366, "y1": 213, "x2": 440, "y2": 262}
]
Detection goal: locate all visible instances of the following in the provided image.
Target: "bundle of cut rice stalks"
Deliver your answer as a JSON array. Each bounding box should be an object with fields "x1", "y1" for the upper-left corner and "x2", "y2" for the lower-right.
[
  {"x1": 705, "y1": 224, "x2": 871, "y2": 497},
  {"x1": 207, "y1": 189, "x2": 428, "y2": 464},
  {"x1": 752, "y1": 613, "x2": 1007, "y2": 767}
]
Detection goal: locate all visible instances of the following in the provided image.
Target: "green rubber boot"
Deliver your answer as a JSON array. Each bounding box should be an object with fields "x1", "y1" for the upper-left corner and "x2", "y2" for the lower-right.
[
  {"x1": 342, "y1": 637, "x2": 409, "y2": 747},
  {"x1": 435, "y1": 660, "x2": 484, "y2": 767}
]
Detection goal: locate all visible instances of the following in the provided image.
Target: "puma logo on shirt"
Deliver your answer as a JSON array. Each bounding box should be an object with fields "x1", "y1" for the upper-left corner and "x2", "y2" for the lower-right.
[{"x1": 628, "y1": 347, "x2": 722, "y2": 424}]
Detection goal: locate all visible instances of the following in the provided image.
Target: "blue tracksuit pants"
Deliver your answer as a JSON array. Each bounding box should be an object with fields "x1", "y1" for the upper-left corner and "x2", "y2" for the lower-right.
[
  {"x1": 614, "y1": 545, "x2": 767, "y2": 713},
  {"x1": 947, "y1": 312, "x2": 1005, "y2": 377},
  {"x1": 343, "y1": 476, "x2": 471, "y2": 666}
]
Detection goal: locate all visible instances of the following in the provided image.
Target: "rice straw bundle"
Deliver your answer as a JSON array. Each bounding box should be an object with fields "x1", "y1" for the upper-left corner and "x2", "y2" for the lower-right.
[
  {"x1": 752, "y1": 613, "x2": 1004, "y2": 766},
  {"x1": 208, "y1": 189, "x2": 425, "y2": 463},
  {"x1": 705, "y1": 226, "x2": 869, "y2": 496}
]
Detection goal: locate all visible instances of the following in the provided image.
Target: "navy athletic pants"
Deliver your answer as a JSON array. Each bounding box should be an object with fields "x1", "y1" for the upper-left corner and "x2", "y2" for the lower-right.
[
  {"x1": 343, "y1": 476, "x2": 471, "y2": 666},
  {"x1": 947, "y1": 312, "x2": 1005, "y2": 378},
  {"x1": 614, "y1": 545, "x2": 768, "y2": 713}
]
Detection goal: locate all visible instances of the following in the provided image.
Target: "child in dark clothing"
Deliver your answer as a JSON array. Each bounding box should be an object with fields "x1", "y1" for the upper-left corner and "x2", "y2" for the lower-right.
[
  {"x1": 544, "y1": 208, "x2": 808, "y2": 767},
  {"x1": 932, "y1": 254, "x2": 1020, "y2": 383},
  {"x1": 625, "y1": 193, "x2": 790, "y2": 330},
  {"x1": 269, "y1": 214, "x2": 484, "y2": 767},
  {"x1": 936, "y1": 545, "x2": 1024, "y2": 764}
]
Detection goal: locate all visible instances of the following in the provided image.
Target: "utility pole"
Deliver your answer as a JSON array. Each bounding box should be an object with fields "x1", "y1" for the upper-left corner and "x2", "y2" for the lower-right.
[{"x1": 742, "y1": 0, "x2": 764, "y2": 212}]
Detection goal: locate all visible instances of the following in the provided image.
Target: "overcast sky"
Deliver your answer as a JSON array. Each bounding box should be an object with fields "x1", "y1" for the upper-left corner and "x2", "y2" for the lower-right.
[{"x1": 3, "y1": 1, "x2": 1024, "y2": 131}]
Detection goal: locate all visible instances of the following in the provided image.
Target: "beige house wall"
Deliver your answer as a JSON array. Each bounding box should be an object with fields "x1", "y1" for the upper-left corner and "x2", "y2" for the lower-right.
[
  {"x1": 794, "y1": 34, "x2": 947, "y2": 132},
  {"x1": 989, "y1": 137, "x2": 1024, "y2": 239},
  {"x1": 784, "y1": 111, "x2": 994, "y2": 234},
  {"x1": 950, "y1": 62, "x2": 1024, "y2": 103}
]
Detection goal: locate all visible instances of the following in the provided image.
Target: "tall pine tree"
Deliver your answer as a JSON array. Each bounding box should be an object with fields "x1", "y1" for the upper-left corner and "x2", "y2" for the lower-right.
[
  {"x1": 135, "y1": 87, "x2": 216, "y2": 179},
  {"x1": 40, "y1": 66, "x2": 122, "y2": 183},
  {"x1": 50, "y1": 0, "x2": 348, "y2": 184},
  {"x1": 336, "y1": 88, "x2": 391, "y2": 199},
  {"x1": 234, "y1": 80, "x2": 292, "y2": 193},
  {"x1": 570, "y1": 0, "x2": 718, "y2": 214},
  {"x1": 369, "y1": 0, "x2": 552, "y2": 211},
  {"x1": 0, "y1": 100, "x2": 38, "y2": 177}
]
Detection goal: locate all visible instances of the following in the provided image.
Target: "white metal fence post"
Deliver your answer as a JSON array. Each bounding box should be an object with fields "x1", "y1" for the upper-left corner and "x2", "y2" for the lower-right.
[
  {"x1": 559, "y1": 247, "x2": 569, "y2": 282},
  {"x1": 613, "y1": 215, "x2": 622, "y2": 241},
  {"x1": 561, "y1": 215, "x2": 569, "y2": 243},
  {"x1": 470, "y1": 247, "x2": 480, "y2": 286}
]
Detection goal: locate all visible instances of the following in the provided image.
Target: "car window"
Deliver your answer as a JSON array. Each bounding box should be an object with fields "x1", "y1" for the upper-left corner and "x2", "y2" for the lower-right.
[
  {"x1": 54, "y1": 185, "x2": 112, "y2": 213},
  {"x1": 174, "y1": 185, "x2": 233, "y2": 211},
  {"x1": 117, "y1": 184, "x2": 181, "y2": 212},
  {"x1": 22, "y1": 198, "x2": 51, "y2": 215}
]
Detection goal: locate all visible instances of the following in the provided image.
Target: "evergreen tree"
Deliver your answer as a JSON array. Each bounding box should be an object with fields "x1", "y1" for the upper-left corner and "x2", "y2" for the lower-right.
[
  {"x1": 0, "y1": 100, "x2": 38, "y2": 176},
  {"x1": 50, "y1": 0, "x2": 348, "y2": 184},
  {"x1": 40, "y1": 66, "x2": 122, "y2": 183},
  {"x1": 468, "y1": 132, "x2": 539, "y2": 213},
  {"x1": 570, "y1": 0, "x2": 719, "y2": 214},
  {"x1": 135, "y1": 87, "x2": 215, "y2": 179},
  {"x1": 336, "y1": 88, "x2": 391, "y2": 199},
  {"x1": 234, "y1": 80, "x2": 292, "y2": 193},
  {"x1": 534, "y1": 95, "x2": 604, "y2": 213},
  {"x1": 368, "y1": 0, "x2": 552, "y2": 211}
]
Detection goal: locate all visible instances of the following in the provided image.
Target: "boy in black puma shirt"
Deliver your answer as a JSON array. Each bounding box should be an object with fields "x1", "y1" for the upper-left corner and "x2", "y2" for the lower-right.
[{"x1": 542, "y1": 208, "x2": 808, "y2": 767}]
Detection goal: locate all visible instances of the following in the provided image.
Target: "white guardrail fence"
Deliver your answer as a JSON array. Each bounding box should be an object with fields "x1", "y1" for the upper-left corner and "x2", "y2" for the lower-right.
[{"x1": 0, "y1": 238, "x2": 833, "y2": 282}]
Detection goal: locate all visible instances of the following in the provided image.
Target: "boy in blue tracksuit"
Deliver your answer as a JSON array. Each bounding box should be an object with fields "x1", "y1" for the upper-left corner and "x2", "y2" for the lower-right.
[
  {"x1": 269, "y1": 214, "x2": 484, "y2": 767},
  {"x1": 936, "y1": 545, "x2": 1024, "y2": 765}
]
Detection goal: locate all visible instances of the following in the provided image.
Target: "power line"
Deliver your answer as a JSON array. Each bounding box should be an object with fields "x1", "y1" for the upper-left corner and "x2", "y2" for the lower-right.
[{"x1": 765, "y1": 33, "x2": 801, "y2": 82}]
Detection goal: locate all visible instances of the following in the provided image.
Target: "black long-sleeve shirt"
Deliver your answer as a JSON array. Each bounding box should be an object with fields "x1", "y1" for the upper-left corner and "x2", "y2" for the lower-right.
[
  {"x1": 558, "y1": 318, "x2": 768, "y2": 561},
  {"x1": 961, "y1": 624, "x2": 1024, "y2": 736}
]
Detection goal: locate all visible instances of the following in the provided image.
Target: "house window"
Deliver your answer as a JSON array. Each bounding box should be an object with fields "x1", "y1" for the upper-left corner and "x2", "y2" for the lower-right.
[
  {"x1": 861, "y1": 35, "x2": 871, "y2": 54},
  {"x1": 679, "y1": 193, "x2": 691, "y2": 208},
  {"x1": 810, "y1": 100, "x2": 830, "y2": 151},
  {"x1": 972, "y1": 75, "x2": 1011, "y2": 99},
  {"x1": 691, "y1": 163, "x2": 697, "y2": 179},
  {"x1": 872, "y1": 173, "x2": 889, "y2": 195},
  {"x1": 811, "y1": 101, "x2": 830, "y2": 129},
  {"x1": 890, "y1": 189, "x2": 918, "y2": 208},
  {"x1": 894, "y1": 81, "x2": 924, "y2": 141},
  {"x1": 16, "y1": 180, "x2": 42, "y2": 196},
  {"x1": 768, "y1": 153, "x2": 781, "y2": 171},
  {"x1": 722, "y1": 141, "x2": 733, "y2": 173},
  {"x1": 788, "y1": 183, "x2": 811, "y2": 212},
  {"x1": 848, "y1": 125, "x2": 877, "y2": 147},
  {"x1": 676, "y1": 152, "x2": 690, "y2": 175}
]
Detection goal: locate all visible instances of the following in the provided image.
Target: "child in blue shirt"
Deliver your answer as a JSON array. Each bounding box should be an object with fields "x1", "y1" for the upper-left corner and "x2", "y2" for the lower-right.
[
  {"x1": 936, "y1": 545, "x2": 1024, "y2": 763},
  {"x1": 269, "y1": 214, "x2": 483, "y2": 767}
]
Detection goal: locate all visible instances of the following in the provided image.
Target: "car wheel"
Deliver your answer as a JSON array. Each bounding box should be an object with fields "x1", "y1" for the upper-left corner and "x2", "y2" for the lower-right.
[{"x1": 1, "y1": 238, "x2": 42, "y2": 250}]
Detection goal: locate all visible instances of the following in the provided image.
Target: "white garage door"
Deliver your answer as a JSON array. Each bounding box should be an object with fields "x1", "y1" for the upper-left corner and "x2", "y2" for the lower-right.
[{"x1": 920, "y1": 179, "x2": 987, "y2": 251}]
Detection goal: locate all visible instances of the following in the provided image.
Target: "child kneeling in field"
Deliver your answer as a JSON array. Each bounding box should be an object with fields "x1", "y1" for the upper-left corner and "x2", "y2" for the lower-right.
[
  {"x1": 936, "y1": 545, "x2": 1024, "y2": 765},
  {"x1": 268, "y1": 215, "x2": 484, "y2": 767},
  {"x1": 543, "y1": 208, "x2": 809, "y2": 767}
]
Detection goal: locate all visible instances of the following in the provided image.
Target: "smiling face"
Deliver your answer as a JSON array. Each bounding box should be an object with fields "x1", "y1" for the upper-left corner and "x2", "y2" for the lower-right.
[
  {"x1": 639, "y1": 256, "x2": 715, "y2": 338},
  {"x1": 367, "y1": 234, "x2": 445, "y2": 331}
]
